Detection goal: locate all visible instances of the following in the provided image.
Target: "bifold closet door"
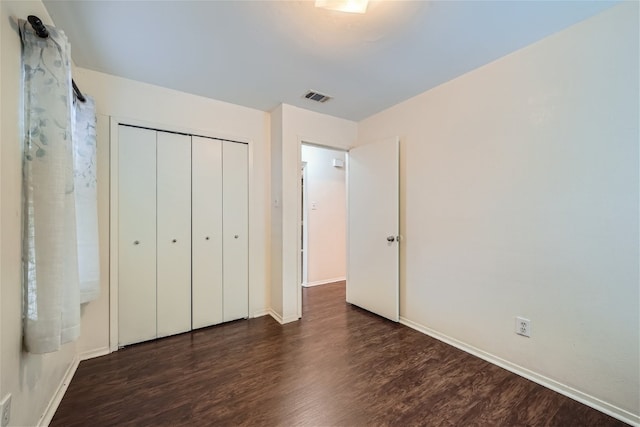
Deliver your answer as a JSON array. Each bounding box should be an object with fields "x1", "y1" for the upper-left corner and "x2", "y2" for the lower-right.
[
  {"x1": 192, "y1": 136, "x2": 223, "y2": 329},
  {"x1": 156, "y1": 132, "x2": 192, "y2": 337},
  {"x1": 223, "y1": 141, "x2": 249, "y2": 322},
  {"x1": 118, "y1": 126, "x2": 157, "y2": 346}
]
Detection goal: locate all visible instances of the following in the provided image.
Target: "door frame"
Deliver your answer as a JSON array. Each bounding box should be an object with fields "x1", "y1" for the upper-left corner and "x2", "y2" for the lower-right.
[
  {"x1": 301, "y1": 161, "x2": 308, "y2": 287},
  {"x1": 109, "y1": 116, "x2": 253, "y2": 352},
  {"x1": 296, "y1": 139, "x2": 349, "y2": 318}
]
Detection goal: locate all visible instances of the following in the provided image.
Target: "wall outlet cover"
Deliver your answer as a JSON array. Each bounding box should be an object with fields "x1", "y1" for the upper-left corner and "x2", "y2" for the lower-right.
[{"x1": 515, "y1": 316, "x2": 531, "y2": 337}]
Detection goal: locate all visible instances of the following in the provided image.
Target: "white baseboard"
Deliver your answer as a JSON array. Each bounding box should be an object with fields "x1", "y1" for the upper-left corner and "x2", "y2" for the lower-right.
[
  {"x1": 251, "y1": 308, "x2": 270, "y2": 318},
  {"x1": 399, "y1": 316, "x2": 639, "y2": 427},
  {"x1": 38, "y1": 355, "x2": 80, "y2": 427},
  {"x1": 268, "y1": 309, "x2": 284, "y2": 324},
  {"x1": 302, "y1": 276, "x2": 346, "y2": 287},
  {"x1": 79, "y1": 347, "x2": 110, "y2": 361},
  {"x1": 281, "y1": 314, "x2": 299, "y2": 324},
  {"x1": 38, "y1": 347, "x2": 111, "y2": 426},
  {"x1": 268, "y1": 309, "x2": 299, "y2": 325}
]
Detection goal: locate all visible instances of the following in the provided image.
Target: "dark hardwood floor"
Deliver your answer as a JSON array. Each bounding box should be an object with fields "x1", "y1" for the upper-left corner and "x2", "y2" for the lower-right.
[{"x1": 52, "y1": 282, "x2": 626, "y2": 426}]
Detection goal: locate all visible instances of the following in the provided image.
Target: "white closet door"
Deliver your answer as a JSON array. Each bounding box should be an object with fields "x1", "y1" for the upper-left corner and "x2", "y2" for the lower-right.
[
  {"x1": 192, "y1": 136, "x2": 223, "y2": 329},
  {"x1": 222, "y1": 142, "x2": 249, "y2": 322},
  {"x1": 118, "y1": 126, "x2": 157, "y2": 346},
  {"x1": 156, "y1": 132, "x2": 192, "y2": 337}
]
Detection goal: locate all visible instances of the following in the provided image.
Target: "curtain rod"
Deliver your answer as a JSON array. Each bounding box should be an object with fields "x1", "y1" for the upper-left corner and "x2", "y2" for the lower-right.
[{"x1": 27, "y1": 15, "x2": 86, "y2": 103}]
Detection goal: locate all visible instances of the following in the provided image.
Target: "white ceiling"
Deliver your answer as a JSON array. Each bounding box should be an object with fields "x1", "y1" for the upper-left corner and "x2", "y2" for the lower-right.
[{"x1": 43, "y1": 0, "x2": 617, "y2": 121}]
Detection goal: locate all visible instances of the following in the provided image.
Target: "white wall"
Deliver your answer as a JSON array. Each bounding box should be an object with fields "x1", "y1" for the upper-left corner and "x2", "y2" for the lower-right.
[
  {"x1": 73, "y1": 68, "x2": 272, "y2": 353},
  {"x1": 270, "y1": 105, "x2": 283, "y2": 316},
  {"x1": 0, "y1": 2, "x2": 78, "y2": 426},
  {"x1": 358, "y1": 3, "x2": 639, "y2": 422},
  {"x1": 271, "y1": 104, "x2": 356, "y2": 321},
  {"x1": 301, "y1": 145, "x2": 346, "y2": 285}
]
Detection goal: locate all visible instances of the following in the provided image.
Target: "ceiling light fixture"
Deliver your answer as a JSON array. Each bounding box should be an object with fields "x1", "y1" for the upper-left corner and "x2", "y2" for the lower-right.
[{"x1": 315, "y1": 0, "x2": 369, "y2": 14}]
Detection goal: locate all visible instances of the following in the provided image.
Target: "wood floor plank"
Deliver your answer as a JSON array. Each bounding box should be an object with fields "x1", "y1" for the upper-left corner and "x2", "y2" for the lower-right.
[{"x1": 51, "y1": 282, "x2": 628, "y2": 426}]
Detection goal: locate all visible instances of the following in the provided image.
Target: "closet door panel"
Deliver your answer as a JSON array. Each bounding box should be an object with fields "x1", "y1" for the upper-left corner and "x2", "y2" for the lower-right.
[
  {"x1": 157, "y1": 132, "x2": 192, "y2": 337},
  {"x1": 118, "y1": 126, "x2": 157, "y2": 346},
  {"x1": 223, "y1": 142, "x2": 249, "y2": 322},
  {"x1": 192, "y1": 137, "x2": 223, "y2": 329}
]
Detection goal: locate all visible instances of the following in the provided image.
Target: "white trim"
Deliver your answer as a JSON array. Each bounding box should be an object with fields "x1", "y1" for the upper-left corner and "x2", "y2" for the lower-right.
[
  {"x1": 399, "y1": 316, "x2": 640, "y2": 427},
  {"x1": 302, "y1": 277, "x2": 346, "y2": 287},
  {"x1": 301, "y1": 163, "x2": 308, "y2": 288},
  {"x1": 300, "y1": 141, "x2": 349, "y2": 153},
  {"x1": 246, "y1": 131, "x2": 254, "y2": 323},
  {"x1": 38, "y1": 355, "x2": 79, "y2": 427},
  {"x1": 296, "y1": 138, "x2": 303, "y2": 319},
  {"x1": 282, "y1": 314, "x2": 300, "y2": 324},
  {"x1": 79, "y1": 347, "x2": 111, "y2": 361},
  {"x1": 345, "y1": 151, "x2": 350, "y2": 300},
  {"x1": 251, "y1": 308, "x2": 270, "y2": 318},
  {"x1": 268, "y1": 309, "x2": 284, "y2": 324},
  {"x1": 268, "y1": 309, "x2": 299, "y2": 325}
]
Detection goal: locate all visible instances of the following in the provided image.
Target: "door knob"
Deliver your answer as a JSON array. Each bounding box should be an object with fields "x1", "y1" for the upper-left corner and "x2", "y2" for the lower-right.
[
  {"x1": 234, "y1": 235, "x2": 239, "y2": 239},
  {"x1": 386, "y1": 236, "x2": 395, "y2": 242},
  {"x1": 133, "y1": 240, "x2": 140, "y2": 245},
  {"x1": 205, "y1": 236, "x2": 210, "y2": 240},
  {"x1": 172, "y1": 239, "x2": 177, "y2": 243}
]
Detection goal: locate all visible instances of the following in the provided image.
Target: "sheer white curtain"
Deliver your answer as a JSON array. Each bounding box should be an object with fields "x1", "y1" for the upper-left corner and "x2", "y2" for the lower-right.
[
  {"x1": 73, "y1": 96, "x2": 100, "y2": 303},
  {"x1": 21, "y1": 20, "x2": 81, "y2": 354}
]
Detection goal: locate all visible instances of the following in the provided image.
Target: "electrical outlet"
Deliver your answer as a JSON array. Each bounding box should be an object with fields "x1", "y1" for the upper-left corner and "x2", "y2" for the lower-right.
[
  {"x1": 515, "y1": 317, "x2": 531, "y2": 337},
  {"x1": 0, "y1": 393, "x2": 11, "y2": 427}
]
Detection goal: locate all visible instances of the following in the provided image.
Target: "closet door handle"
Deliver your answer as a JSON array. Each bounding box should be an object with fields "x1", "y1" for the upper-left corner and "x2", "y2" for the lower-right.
[
  {"x1": 205, "y1": 236, "x2": 210, "y2": 241},
  {"x1": 133, "y1": 240, "x2": 140, "y2": 245},
  {"x1": 172, "y1": 239, "x2": 177, "y2": 243},
  {"x1": 234, "y1": 235, "x2": 239, "y2": 239}
]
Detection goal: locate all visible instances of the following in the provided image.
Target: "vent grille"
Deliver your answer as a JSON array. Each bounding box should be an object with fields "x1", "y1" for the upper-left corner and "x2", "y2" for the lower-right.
[{"x1": 303, "y1": 90, "x2": 332, "y2": 103}]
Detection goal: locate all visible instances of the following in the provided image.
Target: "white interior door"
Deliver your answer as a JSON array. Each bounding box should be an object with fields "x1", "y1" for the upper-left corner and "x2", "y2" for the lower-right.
[
  {"x1": 222, "y1": 141, "x2": 249, "y2": 322},
  {"x1": 118, "y1": 126, "x2": 157, "y2": 346},
  {"x1": 347, "y1": 137, "x2": 399, "y2": 321},
  {"x1": 156, "y1": 131, "x2": 192, "y2": 337},
  {"x1": 192, "y1": 136, "x2": 224, "y2": 329}
]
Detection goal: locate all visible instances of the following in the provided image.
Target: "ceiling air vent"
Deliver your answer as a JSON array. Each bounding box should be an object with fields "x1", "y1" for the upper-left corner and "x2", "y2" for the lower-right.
[{"x1": 303, "y1": 90, "x2": 332, "y2": 103}]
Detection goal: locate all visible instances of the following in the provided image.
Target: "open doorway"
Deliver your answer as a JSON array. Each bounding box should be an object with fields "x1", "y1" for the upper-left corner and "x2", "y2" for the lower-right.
[{"x1": 300, "y1": 144, "x2": 347, "y2": 303}]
